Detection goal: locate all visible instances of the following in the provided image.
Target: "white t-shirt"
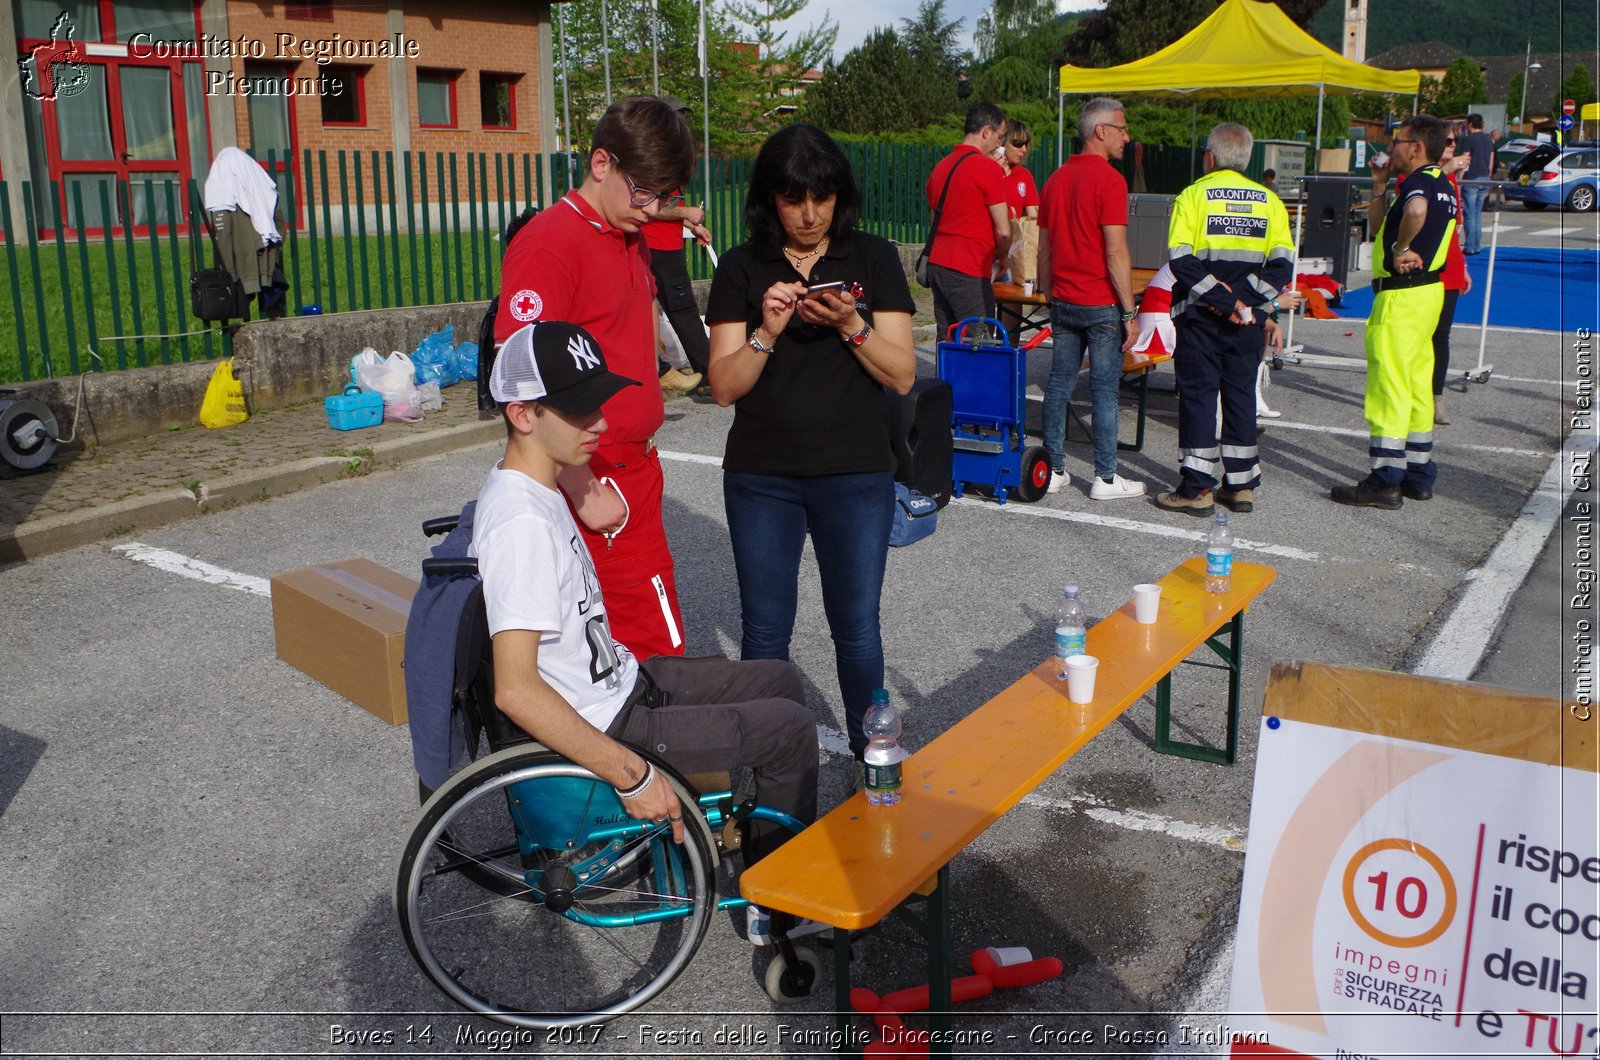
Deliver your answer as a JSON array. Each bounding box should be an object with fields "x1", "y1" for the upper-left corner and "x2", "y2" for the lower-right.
[{"x1": 470, "y1": 463, "x2": 637, "y2": 732}]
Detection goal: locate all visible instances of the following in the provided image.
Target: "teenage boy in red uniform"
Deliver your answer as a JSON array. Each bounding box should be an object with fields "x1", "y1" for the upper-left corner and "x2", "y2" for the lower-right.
[{"x1": 493, "y1": 96, "x2": 696, "y2": 660}]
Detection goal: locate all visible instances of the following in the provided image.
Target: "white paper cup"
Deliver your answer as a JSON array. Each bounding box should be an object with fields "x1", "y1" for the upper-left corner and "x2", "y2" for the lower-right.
[
  {"x1": 1064, "y1": 654, "x2": 1098, "y2": 704},
  {"x1": 983, "y1": 945, "x2": 1033, "y2": 967},
  {"x1": 1133, "y1": 583, "x2": 1161, "y2": 624},
  {"x1": 1022, "y1": 280, "x2": 1035, "y2": 297}
]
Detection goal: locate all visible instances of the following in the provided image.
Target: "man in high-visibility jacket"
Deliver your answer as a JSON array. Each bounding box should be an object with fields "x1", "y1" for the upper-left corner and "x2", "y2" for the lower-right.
[
  {"x1": 1154, "y1": 123, "x2": 1293, "y2": 516},
  {"x1": 1332, "y1": 113, "x2": 1457, "y2": 509}
]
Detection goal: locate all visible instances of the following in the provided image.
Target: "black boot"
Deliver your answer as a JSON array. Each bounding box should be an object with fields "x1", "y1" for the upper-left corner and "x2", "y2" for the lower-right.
[{"x1": 1331, "y1": 481, "x2": 1402, "y2": 509}]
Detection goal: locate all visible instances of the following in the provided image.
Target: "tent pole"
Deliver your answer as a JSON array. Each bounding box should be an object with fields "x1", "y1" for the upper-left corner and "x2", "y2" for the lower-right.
[
  {"x1": 1058, "y1": 92, "x2": 1065, "y2": 166},
  {"x1": 1190, "y1": 102, "x2": 1198, "y2": 180},
  {"x1": 1314, "y1": 84, "x2": 1325, "y2": 166}
]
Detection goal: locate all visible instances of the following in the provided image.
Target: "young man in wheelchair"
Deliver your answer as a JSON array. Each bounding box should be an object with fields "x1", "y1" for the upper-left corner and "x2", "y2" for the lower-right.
[{"x1": 473, "y1": 319, "x2": 818, "y2": 855}]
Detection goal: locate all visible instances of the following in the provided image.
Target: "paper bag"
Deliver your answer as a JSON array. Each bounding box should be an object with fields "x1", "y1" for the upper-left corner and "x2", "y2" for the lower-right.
[{"x1": 1006, "y1": 218, "x2": 1039, "y2": 285}]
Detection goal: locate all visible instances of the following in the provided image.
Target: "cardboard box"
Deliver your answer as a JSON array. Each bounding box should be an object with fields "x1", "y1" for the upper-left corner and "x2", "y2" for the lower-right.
[
  {"x1": 271, "y1": 558, "x2": 418, "y2": 724},
  {"x1": 1316, "y1": 147, "x2": 1352, "y2": 174}
]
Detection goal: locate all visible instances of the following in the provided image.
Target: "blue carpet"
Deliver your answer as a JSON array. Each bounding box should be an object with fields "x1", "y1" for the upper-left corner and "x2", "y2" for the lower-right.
[{"x1": 1335, "y1": 246, "x2": 1599, "y2": 331}]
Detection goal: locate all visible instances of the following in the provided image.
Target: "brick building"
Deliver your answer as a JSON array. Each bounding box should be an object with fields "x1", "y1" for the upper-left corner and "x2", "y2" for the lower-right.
[{"x1": 2, "y1": 0, "x2": 569, "y2": 234}]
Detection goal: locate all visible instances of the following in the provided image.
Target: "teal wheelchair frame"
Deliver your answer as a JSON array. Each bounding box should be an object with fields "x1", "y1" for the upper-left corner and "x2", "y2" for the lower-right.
[{"x1": 393, "y1": 517, "x2": 817, "y2": 1029}]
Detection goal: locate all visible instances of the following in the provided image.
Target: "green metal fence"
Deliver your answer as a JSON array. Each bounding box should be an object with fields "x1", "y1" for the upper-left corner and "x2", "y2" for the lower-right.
[{"x1": 1, "y1": 135, "x2": 1198, "y2": 385}]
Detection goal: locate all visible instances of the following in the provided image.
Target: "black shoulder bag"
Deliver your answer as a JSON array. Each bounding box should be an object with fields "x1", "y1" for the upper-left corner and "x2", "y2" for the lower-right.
[
  {"x1": 915, "y1": 151, "x2": 975, "y2": 289},
  {"x1": 190, "y1": 210, "x2": 248, "y2": 323}
]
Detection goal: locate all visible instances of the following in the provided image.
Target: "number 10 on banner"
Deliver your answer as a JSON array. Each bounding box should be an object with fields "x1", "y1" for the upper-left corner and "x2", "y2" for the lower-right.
[{"x1": 1342, "y1": 838, "x2": 1458, "y2": 948}]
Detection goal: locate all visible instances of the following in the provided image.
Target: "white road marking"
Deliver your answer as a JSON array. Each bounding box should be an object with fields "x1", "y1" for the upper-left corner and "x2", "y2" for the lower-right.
[
  {"x1": 1482, "y1": 374, "x2": 1583, "y2": 387},
  {"x1": 1412, "y1": 430, "x2": 1593, "y2": 680},
  {"x1": 815, "y1": 725, "x2": 852, "y2": 757},
  {"x1": 111, "y1": 542, "x2": 271, "y2": 596},
  {"x1": 949, "y1": 495, "x2": 1322, "y2": 562},
  {"x1": 1261, "y1": 419, "x2": 1551, "y2": 458},
  {"x1": 657, "y1": 448, "x2": 722, "y2": 466},
  {"x1": 1022, "y1": 791, "x2": 1246, "y2": 851}
]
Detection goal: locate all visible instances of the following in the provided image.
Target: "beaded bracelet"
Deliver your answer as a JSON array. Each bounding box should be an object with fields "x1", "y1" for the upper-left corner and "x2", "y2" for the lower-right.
[{"x1": 616, "y1": 762, "x2": 655, "y2": 801}]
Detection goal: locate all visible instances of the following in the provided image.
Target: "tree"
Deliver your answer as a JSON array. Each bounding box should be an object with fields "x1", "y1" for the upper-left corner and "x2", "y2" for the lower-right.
[
  {"x1": 899, "y1": 0, "x2": 965, "y2": 76},
  {"x1": 1432, "y1": 57, "x2": 1486, "y2": 117},
  {"x1": 970, "y1": 0, "x2": 1074, "y2": 108},
  {"x1": 1550, "y1": 64, "x2": 1598, "y2": 123},
  {"x1": 553, "y1": 0, "x2": 834, "y2": 151},
  {"x1": 1061, "y1": 0, "x2": 1214, "y2": 67},
  {"x1": 801, "y1": 28, "x2": 956, "y2": 135},
  {"x1": 1506, "y1": 71, "x2": 1526, "y2": 122},
  {"x1": 723, "y1": 0, "x2": 839, "y2": 133}
]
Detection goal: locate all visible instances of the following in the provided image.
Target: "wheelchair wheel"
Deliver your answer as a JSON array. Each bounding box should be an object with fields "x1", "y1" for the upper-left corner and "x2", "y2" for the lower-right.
[{"x1": 395, "y1": 745, "x2": 717, "y2": 1028}]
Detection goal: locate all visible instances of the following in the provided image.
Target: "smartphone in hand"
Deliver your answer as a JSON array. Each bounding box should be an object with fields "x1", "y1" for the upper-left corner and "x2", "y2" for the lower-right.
[{"x1": 800, "y1": 280, "x2": 846, "y2": 299}]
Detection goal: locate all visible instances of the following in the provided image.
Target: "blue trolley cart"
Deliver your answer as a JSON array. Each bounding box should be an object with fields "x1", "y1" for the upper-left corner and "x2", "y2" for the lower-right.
[{"x1": 937, "y1": 317, "x2": 1053, "y2": 505}]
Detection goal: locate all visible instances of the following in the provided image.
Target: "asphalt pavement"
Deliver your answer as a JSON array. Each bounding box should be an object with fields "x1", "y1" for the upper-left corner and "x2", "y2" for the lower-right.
[{"x1": 0, "y1": 213, "x2": 1592, "y2": 1057}]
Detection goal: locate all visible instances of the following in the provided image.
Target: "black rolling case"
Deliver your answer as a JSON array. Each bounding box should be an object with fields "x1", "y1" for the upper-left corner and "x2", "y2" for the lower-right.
[{"x1": 885, "y1": 378, "x2": 954, "y2": 510}]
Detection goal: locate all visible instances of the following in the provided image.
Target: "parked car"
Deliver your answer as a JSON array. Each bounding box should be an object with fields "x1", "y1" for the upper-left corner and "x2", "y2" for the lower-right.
[
  {"x1": 1503, "y1": 142, "x2": 1561, "y2": 183},
  {"x1": 1504, "y1": 146, "x2": 1599, "y2": 211}
]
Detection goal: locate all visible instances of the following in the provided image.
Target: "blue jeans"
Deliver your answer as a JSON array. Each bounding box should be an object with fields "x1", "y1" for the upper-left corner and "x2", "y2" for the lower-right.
[
  {"x1": 1461, "y1": 184, "x2": 1487, "y2": 254},
  {"x1": 1042, "y1": 301, "x2": 1123, "y2": 479},
  {"x1": 724, "y1": 470, "x2": 894, "y2": 758}
]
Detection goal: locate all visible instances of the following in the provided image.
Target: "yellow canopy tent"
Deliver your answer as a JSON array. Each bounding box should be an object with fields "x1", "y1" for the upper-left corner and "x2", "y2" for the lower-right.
[{"x1": 1054, "y1": 0, "x2": 1421, "y2": 164}]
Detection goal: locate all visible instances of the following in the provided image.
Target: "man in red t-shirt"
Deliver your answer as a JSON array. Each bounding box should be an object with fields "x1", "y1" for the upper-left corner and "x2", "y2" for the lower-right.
[
  {"x1": 1035, "y1": 96, "x2": 1146, "y2": 501},
  {"x1": 492, "y1": 96, "x2": 696, "y2": 661},
  {"x1": 925, "y1": 101, "x2": 1010, "y2": 341},
  {"x1": 642, "y1": 94, "x2": 713, "y2": 392}
]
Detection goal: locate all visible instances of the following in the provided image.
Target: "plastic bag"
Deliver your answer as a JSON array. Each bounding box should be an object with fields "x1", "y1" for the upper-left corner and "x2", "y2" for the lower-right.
[
  {"x1": 453, "y1": 341, "x2": 479, "y2": 381},
  {"x1": 199, "y1": 357, "x2": 249, "y2": 428},
  {"x1": 418, "y1": 380, "x2": 442, "y2": 412},
  {"x1": 658, "y1": 309, "x2": 690, "y2": 369},
  {"x1": 413, "y1": 325, "x2": 460, "y2": 388},
  {"x1": 352, "y1": 347, "x2": 423, "y2": 422}
]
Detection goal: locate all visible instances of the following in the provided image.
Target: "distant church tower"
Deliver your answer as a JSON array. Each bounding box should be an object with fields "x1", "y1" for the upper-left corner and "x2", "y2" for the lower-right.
[{"x1": 1343, "y1": 0, "x2": 1369, "y2": 62}]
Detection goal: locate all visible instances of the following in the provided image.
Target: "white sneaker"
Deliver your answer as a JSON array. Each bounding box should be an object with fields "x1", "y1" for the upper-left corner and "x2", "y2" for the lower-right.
[
  {"x1": 1089, "y1": 474, "x2": 1147, "y2": 500},
  {"x1": 746, "y1": 904, "x2": 831, "y2": 946},
  {"x1": 1044, "y1": 468, "x2": 1069, "y2": 495}
]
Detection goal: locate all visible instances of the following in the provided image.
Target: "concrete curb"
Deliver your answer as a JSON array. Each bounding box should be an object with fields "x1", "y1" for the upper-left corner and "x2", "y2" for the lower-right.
[{"x1": 0, "y1": 418, "x2": 505, "y2": 566}]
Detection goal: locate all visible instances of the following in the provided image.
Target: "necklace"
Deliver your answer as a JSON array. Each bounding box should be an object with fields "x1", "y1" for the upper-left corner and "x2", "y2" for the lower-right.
[{"x1": 783, "y1": 237, "x2": 828, "y2": 265}]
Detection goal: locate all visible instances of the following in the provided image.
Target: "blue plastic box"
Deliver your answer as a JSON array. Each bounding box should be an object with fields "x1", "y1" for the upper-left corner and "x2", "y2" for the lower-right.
[{"x1": 325, "y1": 385, "x2": 383, "y2": 431}]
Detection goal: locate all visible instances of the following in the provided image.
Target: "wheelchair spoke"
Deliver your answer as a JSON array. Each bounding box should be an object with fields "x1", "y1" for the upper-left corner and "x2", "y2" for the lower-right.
[{"x1": 396, "y1": 750, "x2": 716, "y2": 1029}]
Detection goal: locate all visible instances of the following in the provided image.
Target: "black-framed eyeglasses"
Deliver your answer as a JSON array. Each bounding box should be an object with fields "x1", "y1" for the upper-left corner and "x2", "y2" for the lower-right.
[
  {"x1": 1010, "y1": 139, "x2": 1031, "y2": 148},
  {"x1": 608, "y1": 153, "x2": 685, "y2": 209},
  {"x1": 1098, "y1": 122, "x2": 1128, "y2": 132},
  {"x1": 1444, "y1": 138, "x2": 1456, "y2": 145}
]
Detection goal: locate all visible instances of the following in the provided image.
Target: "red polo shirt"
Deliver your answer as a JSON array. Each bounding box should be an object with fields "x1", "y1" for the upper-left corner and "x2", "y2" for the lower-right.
[
  {"x1": 925, "y1": 144, "x2": 1007, "y2": 278},
  {"x1": 1005, "y1": 164, "x2": 1039, "y2": 220},
  {"x1": 1038, "y1": 153, "x2": 1129, "y2": 306},
  {"x1": 642, "y1": 187, "x2": 688, "y2": 252},
  {"x1": 494, "y1": 192, "x2": 663, "y2": 445}
]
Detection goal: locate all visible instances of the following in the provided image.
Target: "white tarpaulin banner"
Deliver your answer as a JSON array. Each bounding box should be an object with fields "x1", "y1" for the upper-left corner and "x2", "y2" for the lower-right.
[{"x1": 1228, "y1": 662, "x2": 1597, "y2": 1059}]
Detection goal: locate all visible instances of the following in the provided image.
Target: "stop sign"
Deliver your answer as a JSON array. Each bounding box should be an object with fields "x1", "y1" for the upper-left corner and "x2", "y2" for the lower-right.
[{"x1": 1563, "y1": 99, "x2": 1577, "y2": 115}]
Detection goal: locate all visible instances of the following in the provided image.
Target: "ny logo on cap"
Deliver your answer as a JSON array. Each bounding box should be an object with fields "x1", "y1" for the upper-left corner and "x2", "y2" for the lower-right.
[{"x1": 568, "y1": 333, "x2": 600, "y2": 371}]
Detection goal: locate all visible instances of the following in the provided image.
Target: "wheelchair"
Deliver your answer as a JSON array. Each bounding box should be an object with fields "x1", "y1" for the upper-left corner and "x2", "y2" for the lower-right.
[{"x1": 393, "y1": 513, "x2": 823, "y2": 1029}]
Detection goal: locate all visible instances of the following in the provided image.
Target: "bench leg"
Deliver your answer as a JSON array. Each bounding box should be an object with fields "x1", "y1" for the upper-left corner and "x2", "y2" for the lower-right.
[
  {"x1": 834, "y1": 928, "x2": 855, "y2": 1050},
  {"x1": 928, "y1": 864, "x2": 953, "y2": 1055},
  {"x1": 1154, "y1": 610, "x2": 1244, "y2": 765},
  {"x1": 1117, "y1": 370, "x2": 1149, "y2": 453}
]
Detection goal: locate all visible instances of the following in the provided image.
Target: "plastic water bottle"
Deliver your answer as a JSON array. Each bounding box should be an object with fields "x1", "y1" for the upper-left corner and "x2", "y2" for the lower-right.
[
  {"x1": 1055, "y1": 585, "x2": 1087, "y2": 678},
  {"x1": 862, "y1": 689, "x2": 905, "y2": 807},
  {"x1": 1206, "y1": 511, "x2": 1234, "y2": 594}
]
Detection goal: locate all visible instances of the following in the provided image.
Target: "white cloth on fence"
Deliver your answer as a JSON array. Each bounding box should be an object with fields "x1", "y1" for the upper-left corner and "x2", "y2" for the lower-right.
[{"x1": 203, "y1": 146, "x2": 281, "y2": 247}]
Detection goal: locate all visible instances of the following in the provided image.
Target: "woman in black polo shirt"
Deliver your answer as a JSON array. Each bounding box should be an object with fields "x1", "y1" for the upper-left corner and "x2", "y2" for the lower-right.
[{"x1": 706, "y1": 123, "x2": 917, "y2": 761}]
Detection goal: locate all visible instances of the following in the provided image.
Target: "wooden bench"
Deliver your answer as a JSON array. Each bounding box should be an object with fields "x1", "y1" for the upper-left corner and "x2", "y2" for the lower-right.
[
  {"x1": 740, "y1": 557, "x2": 1276, "y2": 1054},
  {"x1": 992, "y1": 274, "x2": 1171, "y2": 454}
]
